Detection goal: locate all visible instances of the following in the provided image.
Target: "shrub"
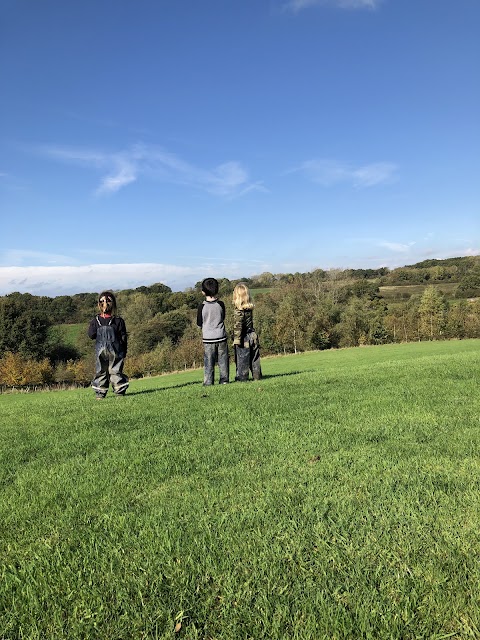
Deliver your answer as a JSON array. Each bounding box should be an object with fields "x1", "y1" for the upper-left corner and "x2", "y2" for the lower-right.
[{"x1": 0, "y1": 352, "x2": 53, "y2": 387}]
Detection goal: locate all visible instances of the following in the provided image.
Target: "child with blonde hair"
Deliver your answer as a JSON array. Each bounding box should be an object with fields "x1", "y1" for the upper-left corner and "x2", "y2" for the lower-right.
[{"x1": 232, "y1": 283, "x2": 262, "y2": 382}]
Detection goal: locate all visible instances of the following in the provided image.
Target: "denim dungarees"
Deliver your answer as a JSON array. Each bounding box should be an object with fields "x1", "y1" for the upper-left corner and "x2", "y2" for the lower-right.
[{"x1": 91, "y1": 317, "x2": 129, "y2": 397}]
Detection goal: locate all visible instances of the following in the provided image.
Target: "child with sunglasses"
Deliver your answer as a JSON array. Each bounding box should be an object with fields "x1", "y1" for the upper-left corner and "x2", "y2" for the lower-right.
[{"x1": 87, "y1": 291, "x2": 129, "y2": 399}]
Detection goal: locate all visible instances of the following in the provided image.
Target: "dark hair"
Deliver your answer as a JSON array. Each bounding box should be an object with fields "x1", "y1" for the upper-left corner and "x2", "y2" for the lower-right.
[
  {"x1": 201, "y1": 278, "x2": 219, "y2": 297},
  {"x1": 98, "y1": 290, "x2": 117, "y2": 315}
]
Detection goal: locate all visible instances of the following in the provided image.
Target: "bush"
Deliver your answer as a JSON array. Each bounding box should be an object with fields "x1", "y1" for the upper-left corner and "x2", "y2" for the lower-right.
[{"x1": 0, "y1": 352, "x2": 53, "y2": 387}]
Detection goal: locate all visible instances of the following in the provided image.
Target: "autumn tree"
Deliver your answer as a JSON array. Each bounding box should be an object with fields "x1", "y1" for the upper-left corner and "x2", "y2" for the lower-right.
[{"x1": 0, "y1": 352, "x2": 53, "y2": 386}]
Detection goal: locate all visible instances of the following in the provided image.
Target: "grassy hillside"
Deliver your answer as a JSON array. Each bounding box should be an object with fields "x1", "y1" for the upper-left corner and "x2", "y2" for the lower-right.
[
  {"x1": 249, "y1": 287, "x2": 273, "y2": 297},
  {"x1": 52, "y1": 323, "x2": 84, "y2": 346},
  {"x1": 1, "y1": 341, "x2": 480, "y2": 638}
]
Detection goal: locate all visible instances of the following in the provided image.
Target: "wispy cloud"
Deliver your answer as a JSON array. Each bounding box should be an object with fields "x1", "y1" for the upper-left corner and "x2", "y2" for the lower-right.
[
  {"x1": 378, "y1": 241, "x2": 415, "y2": 253},
  {"x1": 38, "y1": 143, "x2": 264, "y2": 199},
  {"x1": 283, "y1": 0, "x2": 381, "y2": 13},
  {"x1": 2, "y1": 249, "x2": 78, "y2": 266},
  {"x1": 96, "y1": 161, "x2": 137, "y2": 195},
  {"x1": 292, "y1": 159, "x2": 398, "y2": 188}
]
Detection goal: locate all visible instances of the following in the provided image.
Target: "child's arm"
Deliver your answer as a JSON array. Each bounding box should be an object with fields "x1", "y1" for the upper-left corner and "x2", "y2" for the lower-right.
[
  {"x1": 196, "y1": 302, "x2": 204, "y2": 328},
  {"x1": 87, "y1": 317, "x2": 98, "y2": 340},
  {"x1": 218, "y1": 300, "x2": 226, "y2": 321},
  {"x1": 118, "y1": 318, "x2": 128, "y2": 354},
  {"x1": 233, "y1": 308, "x2": 243, "y2": 345}
]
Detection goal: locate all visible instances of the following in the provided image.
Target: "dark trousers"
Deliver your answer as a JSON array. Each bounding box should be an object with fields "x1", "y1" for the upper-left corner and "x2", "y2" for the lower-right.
[
  {"x1": 235, "y1": 338, "x2": 262, "y2": 382},
  {"x1": 203, "y1": 340, "x2": 229, "y2": 385},
  {"x1": 92, "y1": 349, "x2": 129, "y2": 396}
]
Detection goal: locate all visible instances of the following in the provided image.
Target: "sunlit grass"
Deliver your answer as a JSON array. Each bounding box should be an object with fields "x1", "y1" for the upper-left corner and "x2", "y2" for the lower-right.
[
  {"x1": 51, "y1": 323, "x2": 84, "y2": 346},
  {"x1": 1, "y1": 340, "x2": 480, "y2": 638}
]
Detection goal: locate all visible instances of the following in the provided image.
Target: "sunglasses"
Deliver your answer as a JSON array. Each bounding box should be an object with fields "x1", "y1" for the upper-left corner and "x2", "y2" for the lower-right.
[{"x1": 99, "y1": 297, "x2": 113, "y2": 303}]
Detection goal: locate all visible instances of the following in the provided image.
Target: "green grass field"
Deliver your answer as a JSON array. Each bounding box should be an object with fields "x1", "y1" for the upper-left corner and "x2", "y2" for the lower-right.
[
  {"x1": 1, "y1": 340, "x2": 480, "y2": 639},
  {"x1": 52, "y1": 323, "x2": 84, "y2": 346},
  {"x1": 249, "y1": 287, "x2": 273, "y2": 298}
]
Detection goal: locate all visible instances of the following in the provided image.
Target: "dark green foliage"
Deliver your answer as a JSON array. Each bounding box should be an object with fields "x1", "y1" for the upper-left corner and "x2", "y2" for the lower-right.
[
  {"x1": 166, "y1": 291, "x2": 196, "y2": 310},
  {"x1": 0, "y1": 294, "x2": 51, "y2": 359},
  {"x1": 71, "y1": 293, "x2": 98, "y2": 321},
  {"x1": 455, "y1": 265, "x2": 480, "y2": 298},
  {"x1": 49, "y1": 295, "x2": 78, "y2": 323},
  {"x1": 128, "y1": 309, "x2": 193, "y2": 356},
  {"x1": 134, "y1": 282, "x2": 172, "y2": 295},
  {"x1": 45, "y1": 327, "x2": 81, "y2": 362},
  {"x1": 339, "y1": 280, "x2": 382, "y2": 302}
]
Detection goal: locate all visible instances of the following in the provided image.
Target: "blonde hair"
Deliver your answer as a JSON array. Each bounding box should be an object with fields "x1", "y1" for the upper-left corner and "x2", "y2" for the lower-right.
[{"x1": 233, "y1": 283, "x2": 254, "y2": 310}]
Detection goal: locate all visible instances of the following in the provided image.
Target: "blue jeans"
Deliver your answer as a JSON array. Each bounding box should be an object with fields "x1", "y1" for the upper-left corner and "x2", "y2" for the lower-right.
[{"x1": 203, "y1": 340, "x2": 229, "y2": 385}]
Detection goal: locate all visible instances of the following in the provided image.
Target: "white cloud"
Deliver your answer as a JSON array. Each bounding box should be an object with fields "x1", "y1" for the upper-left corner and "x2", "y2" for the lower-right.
[
  {"x1": 283, "y1": 0, "x2": 380, "y2": 13},
  {"x1": 0, "y1": 261, "x2": 271, "y2": 297},
  {"x1": 38, "y1": 143, "x2": 262, "y2": 199},
  {"x1": 293, "y1": 159, "x2": 397, "y2": 187}
]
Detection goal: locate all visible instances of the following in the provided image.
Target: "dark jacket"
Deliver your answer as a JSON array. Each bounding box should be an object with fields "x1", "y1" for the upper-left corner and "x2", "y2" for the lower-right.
[{"x1": 88, "y1": 315, "x2": 128, "y2": 355}]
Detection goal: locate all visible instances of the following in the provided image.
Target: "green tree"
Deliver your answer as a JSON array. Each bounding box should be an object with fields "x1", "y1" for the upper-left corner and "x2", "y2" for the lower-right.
[
  {"x1": 50, "y1": 295, "x2": 77, "y2": 323},
  {"x1": 273, "y1": 298, "x2": 307, "y2": 354},
  {"x1": 455, "y1": 265, "x2": 480, "y2": 298},
  {"x1": 253, "y1": 294, "x2": 278, "y2": 353},
  {"x1": 418, "y1": 286, "x2": 447, "y2": 340},
  {"x1": 252, "y1": 272, "x2": 276, "y2": 288},
  {"x1": 445, "y1": 300, "x2": 469, "y2": 339},
  {"x1": 306, "y1": 300, "x2": 341, "y2": 350},
  {"x1": 466, "y1": 299, "x2": 480, "y2": 337},
  {"x1": 336, "y1": 298, "x2": 370, "y2": 347},
  {"x1": 0, "y1": 294, "x2": 51, "y2": 359},
  {"x1": 122, "y1": 293, "x2": 154, "y2": 327}
]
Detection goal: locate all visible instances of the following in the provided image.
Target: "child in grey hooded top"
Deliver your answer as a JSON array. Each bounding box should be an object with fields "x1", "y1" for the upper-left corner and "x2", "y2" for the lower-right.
[{"x1": 196, "y1": 277, "x2": 229, "y2": 385}]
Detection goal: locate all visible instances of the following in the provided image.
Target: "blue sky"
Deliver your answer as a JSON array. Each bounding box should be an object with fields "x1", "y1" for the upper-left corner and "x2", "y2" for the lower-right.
[{"x1": 1, "y1": 0, "x2": 478, "y2": 296}]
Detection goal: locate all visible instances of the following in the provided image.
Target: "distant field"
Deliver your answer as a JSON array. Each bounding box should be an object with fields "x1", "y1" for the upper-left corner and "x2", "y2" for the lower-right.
[
  {"x1": 1, "y1": 340, "x2": 480, "y2": 638},
  {"x1": 251, "y1": 283, "x2": 462, "y2": 302},
  {"x1": 249, "y1": 287, "x2": 272, "y2": 297},
  {"x1": 52, "y1": 323, "x2": 84, "y2": 346},
  {"x1": 380, "y1": 282, "x2": 459, "y2": 299}
]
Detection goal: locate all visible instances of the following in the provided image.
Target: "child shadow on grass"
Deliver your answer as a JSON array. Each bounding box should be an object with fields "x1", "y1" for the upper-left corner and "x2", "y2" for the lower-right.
[
  {"x1": 126, "y1": 380, "x2": 200, "y2": 396},
  {"x1": 127, "y1": 370, "x2": 312, "y2": 396},
  {"x1": 259, "y1": 370, "x2": 313, "y2": 380}
]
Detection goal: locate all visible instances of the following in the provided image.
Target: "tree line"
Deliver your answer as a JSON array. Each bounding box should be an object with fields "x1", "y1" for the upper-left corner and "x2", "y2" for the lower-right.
[{"x1": 1, "y1": 256, "x2": 479, "y2": 388}]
